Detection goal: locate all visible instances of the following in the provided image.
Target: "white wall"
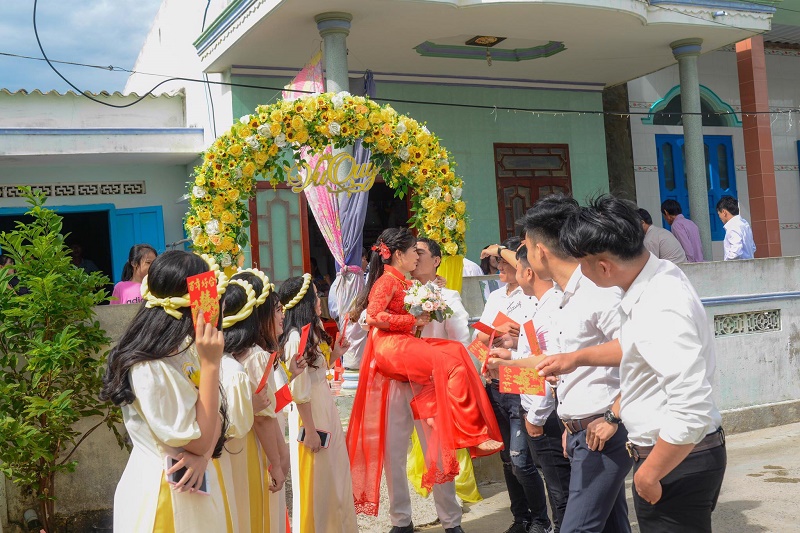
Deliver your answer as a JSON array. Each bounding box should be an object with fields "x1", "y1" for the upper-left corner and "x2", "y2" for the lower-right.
[{"x1": 628, "y1": 48, "x2": 800, "y2": 257}]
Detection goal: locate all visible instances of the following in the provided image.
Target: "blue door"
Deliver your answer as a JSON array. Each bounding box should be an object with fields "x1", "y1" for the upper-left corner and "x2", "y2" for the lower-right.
[
  {"x1": 110, "y1": 206, "x2": 165, "y2": 282},
  {"x1": 655, "y1": 134, "x2": 737, "y2": 241}
]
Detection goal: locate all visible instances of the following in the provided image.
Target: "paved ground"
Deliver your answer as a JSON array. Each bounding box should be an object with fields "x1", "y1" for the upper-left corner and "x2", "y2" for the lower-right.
[{"x1": 366, "y1": 422, "x2": 800, "y2": 533}]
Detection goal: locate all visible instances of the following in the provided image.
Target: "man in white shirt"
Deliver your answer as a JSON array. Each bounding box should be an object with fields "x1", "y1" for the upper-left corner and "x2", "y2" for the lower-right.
[
  {"x1": 716, "y1": 196, "x2": 756, "y2": 260},
  {"x1": 539, "y1": 195, "x2": 725, "y2": 532},
  {"x1": 490, "y1": 246, "x2": 570, "y2": 532},
  {"x1": 496, "y1": 195, "x2": 632, "y2": 533},
  {"x1": 462, "y1": 257, "x2": 485, "y2": 277},
  {"x1": 478, "y1": 238, "x2": 552, "y2": 533},
  {"x1": 383, "y1": 238, "x2": 469, "y2": 533}
]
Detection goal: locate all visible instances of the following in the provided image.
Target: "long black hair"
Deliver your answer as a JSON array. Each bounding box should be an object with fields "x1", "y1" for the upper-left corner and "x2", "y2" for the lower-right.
[
  {"x1": 231, "y1": 272, "x2": 283, "y2": 365},
  {"x1": 350, "y1": 227, "x2": 416, "y2": 321},
  {"x1": 221, "y1": 281, "x2": 260, "y2": 360},
  {"x1": 121, "y1": 244, "x2": 157, "y2": 282},
  {"x1": 278, "y1": 276, "x2": 330, "y2": 369},
  {"x1": 100, "y1": 250, "x2": 228, "y2": 457}
]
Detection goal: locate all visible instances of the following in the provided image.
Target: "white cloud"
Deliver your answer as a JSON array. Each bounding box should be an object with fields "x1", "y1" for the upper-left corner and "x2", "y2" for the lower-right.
[{"x1": 0, "y1": 0, "x2": 163, "y2": 93}]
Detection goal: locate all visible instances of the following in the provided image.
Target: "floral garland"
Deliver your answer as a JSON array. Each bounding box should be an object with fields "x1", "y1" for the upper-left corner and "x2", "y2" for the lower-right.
[{"x1": 185, "y1": 91, "x2": 467, "y2": 266}]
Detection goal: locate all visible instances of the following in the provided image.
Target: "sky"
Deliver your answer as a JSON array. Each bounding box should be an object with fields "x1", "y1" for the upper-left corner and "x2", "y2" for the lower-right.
[{"x1": 0, "y1": 0, "x2": 163, "y2": 93}]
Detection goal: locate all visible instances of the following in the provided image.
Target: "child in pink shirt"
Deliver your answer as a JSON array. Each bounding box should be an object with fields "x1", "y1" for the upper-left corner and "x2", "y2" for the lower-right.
[{"x1": 111, "y1": 244, "x2": 157, "y2": 305}]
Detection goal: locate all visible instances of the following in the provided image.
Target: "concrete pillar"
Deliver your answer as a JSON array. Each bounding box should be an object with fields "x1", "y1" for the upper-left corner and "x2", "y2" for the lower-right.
[
  {"x1": 736, "y1": 36, "x2": 782, "y2": 257},
  {"x1": 314, "y1": 12, "x2": 352, "y2": 94},
  {"x1": 671, "y1": 38, "x2": 712, "y2": 260}
]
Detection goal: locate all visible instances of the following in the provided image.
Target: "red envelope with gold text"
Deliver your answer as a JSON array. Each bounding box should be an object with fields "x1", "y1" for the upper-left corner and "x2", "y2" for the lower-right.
[
  {"x1": 187, "y1": 271, "x2": 219, "y2": 327},
  {"x1": 467, "y1": 338, "x2": 490, "y2": 363},
  {"x1": 499, "y1": 362, "x2": 547, "y2": 396}
]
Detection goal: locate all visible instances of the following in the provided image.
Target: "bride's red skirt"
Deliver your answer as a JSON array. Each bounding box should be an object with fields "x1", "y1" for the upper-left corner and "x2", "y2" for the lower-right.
[{"x1": 346, "y1": 328, "x2": 501, "y2": 516}]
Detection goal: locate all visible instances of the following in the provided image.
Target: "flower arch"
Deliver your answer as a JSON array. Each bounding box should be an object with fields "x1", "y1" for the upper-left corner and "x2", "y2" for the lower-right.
[{"x1": 185, "y1": 92, "x2": 467, "y2": 273}]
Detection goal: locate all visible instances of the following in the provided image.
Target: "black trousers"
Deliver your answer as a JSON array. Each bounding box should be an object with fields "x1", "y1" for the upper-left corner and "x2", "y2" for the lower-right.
[
  {"x1": 633, "y1": 444, "x2": 727, "y2": 533},
  {"x1": 525, "y1": 411, "x2": 572, "y2": 533}
]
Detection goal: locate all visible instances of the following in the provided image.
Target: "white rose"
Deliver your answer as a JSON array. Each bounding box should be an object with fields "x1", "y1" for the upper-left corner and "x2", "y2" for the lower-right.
[
  {"x1": 444, "y1": 216, "x2": 457, "y2": 231},
  {"x1": 422, "y1": 126, "x2": 430, "y2": 135},
  {"x1": 257, "y1": 124, "x2": 272, "y2": 138},
  {"x1": 274, "y1": 133, "x2": 287, "y2": 148},
  {"x1": 395, "y1": 121, "x2": 407, "y2": 135},
  {"x1": 452, "y1": 186, "x2": 462, "y2": 200},
  {"x1": 332, "y1": 92, "x2": 349, "y2": 109},
  {"x1": 235, "y1": 167, "x2": 243, "y2": 179},
  {"x1": 205, "y1": 219, "x2": 220, "y2": 236},
  {"x1": 190, "y1": 226, "x2": 202, "y2": 239},
  {"x1": 192, "y1": 186, "x2": 206, "y2": 199},
  {"x1": 398, "y1": 146, "x2": 410, "y2": 161},
  {"x1": 422, "y1": 301, "x2": 434, "y2": 312},
  {"x1": 245, "y1": 135, "x2": 260, "y2": 150},
  {"x1": 430, "y1": 187, "x2": 442, "y2": 199},
  {"x1": 328, "y1": 122, "x2": 341, "y2": 136},
  {"x1": 240, "y1": 114, "x2": 251, "y2": 124},
  {"x1": 220, "y1": 253, "x2": 232, "y2": 267}
]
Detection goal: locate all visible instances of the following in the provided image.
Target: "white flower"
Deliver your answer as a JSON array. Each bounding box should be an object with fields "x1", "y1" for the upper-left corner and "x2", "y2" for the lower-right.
[
  {"x1": 205, "y1": 219, "x2": 220, "y2": 236},
  {"x1": 444, "y1": 216, "x2": 457, "y2": 231},
  {"x1": 332, "y1": 92, "x2": 350, "y2": 109},
  {"x1": 190, "y1": 226, "x2": 202, "y2": 239},
  {"x1": 240, "y1": 114, "x2": 251, "y2": 124},
  {"x1": 192, "y1": 186, "x2": 206, "y2": 199},
  {"x1": 235, "y1": 167, "x2": 243, "y2": 179},
  {"x1": 452, "y1": 186, "x2": 462, "y2": 200},
  {"x1": 430, "y1": 187, "x2": 442, "y2": 199},
  {"x1": 245, "y1": 135, "x2": 260, "y2": 150},
  {"x1": 422, "y1": 126, "x2": 430, "y2": 135},
  {"x1": 422, "y1": 301, "x2": 435, "y2": 312},
  {"x1": 257, "y1": 124, "x2": 272, "y2": 138},
  {"x1": 437, "y1": 158, "x2": 448, "y2": 168},
  {"x1": 328, "y1": 122, "x2": 341, "y2": 136},
  {"x1": 398, "y1": 146, "x2": 410, "y2": 161},
  {"x1": 274, "y1": 134, "x2": 287, "y2": 148},
  {"x1": 220, "y1": 253, "x2": 232, "y2": 267},
  {"x1": 395, "y1": 121, "x2": 407, "y2": 135}
]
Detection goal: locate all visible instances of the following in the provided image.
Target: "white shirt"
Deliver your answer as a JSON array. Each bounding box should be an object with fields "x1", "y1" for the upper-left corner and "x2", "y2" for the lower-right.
[
  {"x1": 552, "y1": 266, "x2": 623, "y2": 420},
  {"x1": 619, "y1": 253, "x2": 722, "y2": 447},
  {"x1": 723, "y1": 214, "x2": 756, "y2": 260},
  {"x1": 479, "y1": 284, "x2": 525, "y2": 327},
  {"x1": 509, "y1": 286, "x2": 562, "y2": 425},
  {"x1": 462, "y1": 258, "x2": 485, "y2": 277},
  {"x1": 421, "y1": 287, "x2": 471, "y2": 347}
]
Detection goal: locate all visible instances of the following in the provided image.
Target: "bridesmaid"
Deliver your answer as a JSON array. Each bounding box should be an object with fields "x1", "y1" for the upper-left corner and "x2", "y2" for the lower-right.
[{"x1": 278, "y1": 274, "x2": 357, "y2": 533}]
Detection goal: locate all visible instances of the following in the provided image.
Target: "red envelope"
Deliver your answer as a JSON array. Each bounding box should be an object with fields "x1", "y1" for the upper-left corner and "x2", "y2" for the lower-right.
[
  {"x1": 472, "y1": 321, "x2": 498, "y2": 337},
  {"x1": 295, "y1": 323, "x2": 311, "y2": 361},
  {"x1": 522, "y1": 320, "x2": 542, "y2": 355},
  {"x1": 274, "y1": 382, "x2": 293, "y2": 412},
  {"x1": 493, "y1": 311, "x2": 520, "y2": 329},
  {"x1": 255, "y1": 352, "x2": 279, "y2": 394},
  {"x1": 467, "y1": 338, "x2": 490, "y2": 363},
  {"x1": 499, "y1": 365, "x2": 546, "y2": 396},
  {"x1": 187, "y1": 271, "x2": 219, "y2": 327}
]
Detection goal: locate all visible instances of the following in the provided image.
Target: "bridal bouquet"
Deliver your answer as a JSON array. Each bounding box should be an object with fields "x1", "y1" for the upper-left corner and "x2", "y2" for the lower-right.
[{"x1": 404, "y1": 281, "x2": 453, "y2": 336}]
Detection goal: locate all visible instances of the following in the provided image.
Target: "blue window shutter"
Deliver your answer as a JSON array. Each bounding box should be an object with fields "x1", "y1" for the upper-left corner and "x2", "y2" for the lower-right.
[{"x1": 110, "y1": 206, "x2": 165, "y2": 282}]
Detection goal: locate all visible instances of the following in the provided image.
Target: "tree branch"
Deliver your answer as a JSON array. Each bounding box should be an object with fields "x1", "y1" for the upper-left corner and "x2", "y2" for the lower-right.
[{"x1": 57, "y1": 416, "x2": 108, "y2": 466}]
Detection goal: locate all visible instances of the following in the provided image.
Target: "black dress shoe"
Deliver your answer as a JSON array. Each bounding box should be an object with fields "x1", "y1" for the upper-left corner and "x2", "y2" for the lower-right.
[
  {"x1": 388, "y1": 524, "x2": 414, "y2": 533},
  {"x1": 445, "y1": 527, "x2": 466, "y2": 533}
]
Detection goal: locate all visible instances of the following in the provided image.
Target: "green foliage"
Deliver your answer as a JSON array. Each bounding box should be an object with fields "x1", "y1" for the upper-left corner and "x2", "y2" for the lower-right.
[{"x1": 0, "y1": 188, "x2": 121, "y2": 531}]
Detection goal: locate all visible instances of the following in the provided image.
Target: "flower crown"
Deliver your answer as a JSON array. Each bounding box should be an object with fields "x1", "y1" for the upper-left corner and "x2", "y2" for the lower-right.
[
  {"x1": 283, "y1": 273, "x2": 312, "y2": 311},
  {"x1": 222, "y1": 279, "x2": 258, "y2": 329},
  {"x1": 236, "y1": 267, "x2": 274, "y2": 306},
  {"x1": 371, "y1": 241, "x2": 391, "y2": 260},
  {"x1": 141, "y1": 253, "x2": 229, "y2": 319}
]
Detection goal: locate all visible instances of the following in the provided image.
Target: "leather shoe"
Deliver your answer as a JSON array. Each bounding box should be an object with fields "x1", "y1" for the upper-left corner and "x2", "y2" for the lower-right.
[
  {"x1": 445, "y1": 527, "x2": 466, "y2": 533},
  {"x1": 388, "y1": 524, "x2": 414, "y2": 533}
]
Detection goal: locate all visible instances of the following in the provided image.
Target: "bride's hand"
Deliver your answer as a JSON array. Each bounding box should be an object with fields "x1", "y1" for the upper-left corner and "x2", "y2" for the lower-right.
[{"x1": 415, "y1": 314, "x2": 431, "y2": 327}]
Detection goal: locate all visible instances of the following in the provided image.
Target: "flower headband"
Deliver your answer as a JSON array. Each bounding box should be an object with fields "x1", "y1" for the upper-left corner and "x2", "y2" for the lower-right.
[
  {"x1": 141, "y1": 253, "x2": 230, "y2": 319},
  {"x1": 237, "y1": 267, "x2": 274, "y2": 306},
  {"x1": 222, "y1": 279, "x2": 258, "y2": 329},
  {"x1": 371, "y1": 241, "x2": 391, "y2": 260},
  {"x1": 283, "y1": 273, "x2": 312, "y2": 311}
]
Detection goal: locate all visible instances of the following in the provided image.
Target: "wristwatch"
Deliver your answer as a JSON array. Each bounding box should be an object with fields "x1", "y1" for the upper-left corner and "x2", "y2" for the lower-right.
[
  {"x1": 604, "y1": 409, "x2": 622, "y2": 425},
  {"x1": 496, "y1": 245, "x2": 507, "y2": 257}
]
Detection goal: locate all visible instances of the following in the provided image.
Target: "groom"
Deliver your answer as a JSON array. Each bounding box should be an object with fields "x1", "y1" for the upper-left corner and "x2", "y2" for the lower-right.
[{"x1": 384, "y1": 237, "x2": 471, "y2": 533}]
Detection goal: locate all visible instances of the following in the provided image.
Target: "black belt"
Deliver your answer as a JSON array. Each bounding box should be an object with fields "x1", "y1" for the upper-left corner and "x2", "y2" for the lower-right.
[
  {"x1": 561, "y1": 414, "x2": 603, "y2": 434},
  {"x1": 626, "y1": 427, "x2": 725, "y2": 463}
]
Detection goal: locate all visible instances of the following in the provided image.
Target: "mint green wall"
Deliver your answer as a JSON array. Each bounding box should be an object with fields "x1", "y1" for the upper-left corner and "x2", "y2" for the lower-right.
[{"x1": 231, "y1": 76, "x2": 609, "y2": 264}]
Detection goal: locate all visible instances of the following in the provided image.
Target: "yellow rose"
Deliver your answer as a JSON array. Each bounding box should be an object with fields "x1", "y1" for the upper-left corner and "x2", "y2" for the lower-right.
[
  {"x1": 227, "y1": 189, "x2": 240, "y2": 202},
  {"x1": 421, "y1": 197, "x2": 437, "y2": 211},
  {"x1": 221, "y1": 211, "x2": 235, "y2": 224},
  {"x1": 428, "y1": 230, "x2": 442, "y2": 242},
  {"x1": 242, "y1": 161, "x2": 256, "y2": 178},
  {"x1": 356, "y1": 118, "x2": 370, "y2": 132},
  {"x1": 195, "y1": 233, "x2": 209, "y2": 246},
  {"x1": 210, "y1": 235, "x2": 222, "y2": 246},
  {"x1": 444, "y1": 242, "x2": 458, "y2": 256},
  {"x1": 222, "y1": 236, "x2": 235, "y2": 251},
  {"x1": 255, "y1": 151, "x2": 268, "y2": 166},
  {"x1": 376, "y1": 138, "x2": 390, "y2": 152},
  {"x1": 268, "y1": 144, "x2": 280, "y2": 156},
  {"x1": 295, "y1": 129, "x2": 309, "y2": 144},
  {"x1": 195, "y1": 175, "x2": 206, "y2": 186},
  {"x1": 270, "y1": 110, "x2": 283, "y2": 122},
  {"x1": 456, "y1": 220, "x2": 466, "y2": 234},
  {"x1": 212, "y1": 204, "x2": 224, "y2": 216},
  {"x1": 291, "y1": 115, "x2": 304, "y2": 131},
  {"x1": 368, "y1": 112, "x2": 382, "y2": 125},
  {"x1": 235, "y1": 123, "x2": 251, "y2": 138},
  {"x1": 228, "y1": 144, "x2": 243, "y2": 157},
  {"x1": 198, "y1": 209, "x2": 211, "y2": 222},
  {"x1": 455, "y1": 201, "x2": 466, "y2": 215}
]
